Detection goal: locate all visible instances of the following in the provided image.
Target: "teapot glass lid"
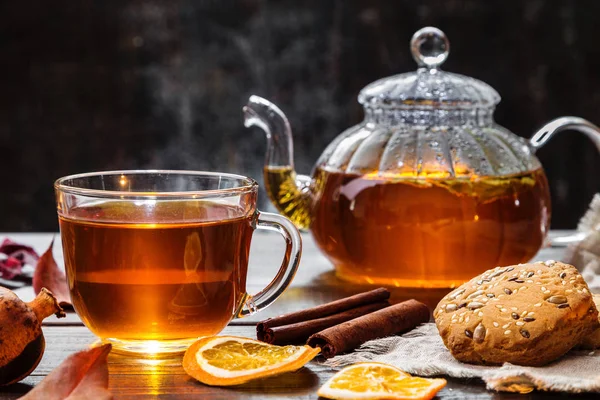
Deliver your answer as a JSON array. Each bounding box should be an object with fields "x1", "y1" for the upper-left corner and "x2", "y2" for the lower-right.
[{"x1": 358, "y1": 27, "x2": 500, "y2": 110}]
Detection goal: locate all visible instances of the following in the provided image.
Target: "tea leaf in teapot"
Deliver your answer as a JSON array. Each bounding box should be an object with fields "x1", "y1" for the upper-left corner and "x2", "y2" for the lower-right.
[
  {"x1": 435, "y1": 173, "x2": 539, "y2": 202},
  {"x1": 263, "y1": 166, "x2": 313, "y2": 229}
]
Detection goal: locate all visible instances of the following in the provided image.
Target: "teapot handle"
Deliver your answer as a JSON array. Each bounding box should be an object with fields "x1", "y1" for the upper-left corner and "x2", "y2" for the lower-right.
[{"x1": 529, "y1": 117, "x2": 600, "y2": 247}]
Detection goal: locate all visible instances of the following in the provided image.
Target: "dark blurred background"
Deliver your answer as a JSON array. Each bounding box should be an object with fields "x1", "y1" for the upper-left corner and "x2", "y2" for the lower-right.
[{"x1": 1, "y1": 0, "x2": 599, "y2": 231}]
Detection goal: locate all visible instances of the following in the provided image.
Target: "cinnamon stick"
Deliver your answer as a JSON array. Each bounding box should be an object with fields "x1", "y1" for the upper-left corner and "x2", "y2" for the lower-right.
[
  {"x1": 264, "y1": 301, "x2": 389, "y2": 344},
  {"x1": 307, "y1": 299, "x2": 430, "y2": 358},
  {"x1": 257, "y1": 288, "x2": 390, "y2": 341}
]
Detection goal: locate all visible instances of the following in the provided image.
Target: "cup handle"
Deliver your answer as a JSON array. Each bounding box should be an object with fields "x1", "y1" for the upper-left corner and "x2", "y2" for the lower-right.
[
  {"x1": 529, "y1": 116, "x2": 600, "y2": 247},
  {"x1": 236, "y1": 211, "x2": 302, "y2": 317}
]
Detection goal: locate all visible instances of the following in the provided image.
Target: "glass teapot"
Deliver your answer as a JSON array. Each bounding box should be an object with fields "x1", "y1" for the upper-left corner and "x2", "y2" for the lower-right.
[{"x1": 243, "y1": 27, "x2": 600, "y2": 288}]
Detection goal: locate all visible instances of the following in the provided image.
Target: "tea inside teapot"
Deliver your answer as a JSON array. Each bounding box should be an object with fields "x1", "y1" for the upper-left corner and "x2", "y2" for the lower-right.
[{"x1": 263, "y1": 165, "x2": 549, "y2": 288}]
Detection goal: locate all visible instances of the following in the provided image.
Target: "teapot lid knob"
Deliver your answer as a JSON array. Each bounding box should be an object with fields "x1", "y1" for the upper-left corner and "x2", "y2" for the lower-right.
[
  {"x1": 358, "y1": 26, "x2": 499, "y2": 109},
  {"x1": 410, "y1": 27, "x2": 449, "y2": 69}
]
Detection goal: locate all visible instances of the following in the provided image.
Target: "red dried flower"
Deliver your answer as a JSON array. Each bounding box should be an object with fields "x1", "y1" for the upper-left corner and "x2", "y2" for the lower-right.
[{"x1": 0, "y1": 238, "x2": 39, "y2": 279}]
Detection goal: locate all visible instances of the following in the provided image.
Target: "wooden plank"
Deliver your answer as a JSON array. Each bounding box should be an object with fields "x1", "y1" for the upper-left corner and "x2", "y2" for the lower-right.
[
  {"x1": 1, "y1": 231, "x2": 594, "y2": 399},
  {"x1": 2, "y1": 326, "x2": 329, "y2": 400},
  {"x1": 1, "y1": 326, "x2": 597, "y2": 400}
]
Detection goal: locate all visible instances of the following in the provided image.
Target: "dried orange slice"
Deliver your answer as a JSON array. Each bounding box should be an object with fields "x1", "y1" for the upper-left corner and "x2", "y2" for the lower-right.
[
  {"x1": 182, "y1": 336, "x2": 320, "y2": 386},
  {"x1": 318, "y1": 362, "x2": 447, "y2": 400}
]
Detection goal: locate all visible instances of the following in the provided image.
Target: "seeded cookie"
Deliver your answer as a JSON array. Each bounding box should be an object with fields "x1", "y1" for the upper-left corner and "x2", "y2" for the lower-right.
[
  {"x1": 434, "y1": 261, "x2": 599, "y2": 366},
  {"x1": 580, "y1": 294, "x2": 600, "y2": 349}
]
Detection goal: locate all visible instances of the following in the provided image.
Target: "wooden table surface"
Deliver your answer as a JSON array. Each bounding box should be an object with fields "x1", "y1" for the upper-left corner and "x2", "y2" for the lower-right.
[{"x1": 1, "y1": 231, "x2": 597, "y2": 400}]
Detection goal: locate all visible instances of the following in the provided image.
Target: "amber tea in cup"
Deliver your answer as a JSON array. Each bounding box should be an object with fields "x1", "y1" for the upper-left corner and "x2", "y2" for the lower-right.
[{"x1": 55, "y1": 171, "x2": 301, "y2": 355}]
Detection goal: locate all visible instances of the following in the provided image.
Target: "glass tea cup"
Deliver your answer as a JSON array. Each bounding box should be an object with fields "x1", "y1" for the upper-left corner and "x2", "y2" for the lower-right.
[{"x1": 55, "y1": 170, "x2": 301, "y2": 355}]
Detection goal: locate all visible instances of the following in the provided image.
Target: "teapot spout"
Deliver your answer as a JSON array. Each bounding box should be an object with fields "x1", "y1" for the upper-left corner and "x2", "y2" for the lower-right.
[
  {"x1": 243, "y1": 96, "x2": 313, "y2": 229},
  {"x1": 243, "y1": 95, "x2": 295, "y2": 168}
]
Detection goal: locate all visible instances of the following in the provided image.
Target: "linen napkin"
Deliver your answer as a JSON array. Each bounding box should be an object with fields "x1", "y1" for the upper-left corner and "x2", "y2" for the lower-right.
[
  {"x1": 324, "y1": 323, "x2": 600, "y2": 393},
  {"x1": 565, "y1": 194, "x2": 600, "y2": 292}
]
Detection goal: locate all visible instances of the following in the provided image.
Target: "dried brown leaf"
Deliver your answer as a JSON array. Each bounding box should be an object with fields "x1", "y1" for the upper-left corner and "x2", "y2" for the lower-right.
[
  {"x1": 19, "y1": 344, "x2": 112, "y2": 400},
  {"x1": 32, "y1": 239, "x2": 72, "y2": 309}
]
